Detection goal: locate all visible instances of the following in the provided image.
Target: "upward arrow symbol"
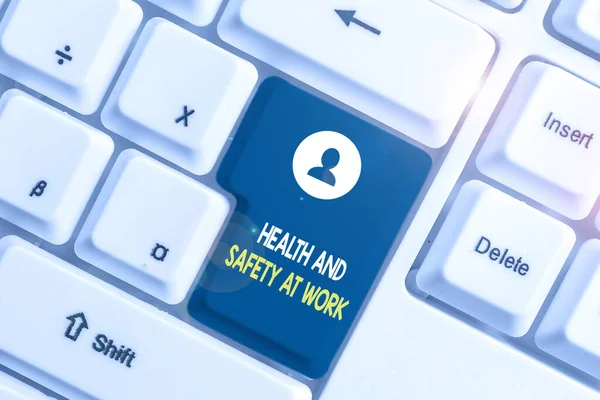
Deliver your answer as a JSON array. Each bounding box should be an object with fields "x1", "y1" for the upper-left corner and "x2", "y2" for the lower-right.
[
  {"x1": 65, "y1": 312, "x2": 89, "y2": 342},
  {"x1": 335, "y1": 10, "x2": 382, "y2": 36}
]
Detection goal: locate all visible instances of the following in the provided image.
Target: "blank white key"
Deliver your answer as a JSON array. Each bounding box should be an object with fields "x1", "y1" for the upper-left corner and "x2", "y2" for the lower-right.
[
  {"x1": 485, "y1": 0, "x2": 523, "y2": 9},
  {"x1": 417, "y1": 181, "x2": 575, "y2": 337},
  {"x1": 554, "y1": 0, "x2": 600, "y2": 55},
  {"x1": 477, "y1": 62, "x2": 600, "y2": 220},
  {"x1": 0, "y1": 0, "x2": 142, "y2": 114},
  {"x1": 0, "y1": 236, "x2": 310, "y2": 400},
  {"x1": 76, "y1": 150, "x2": 229, "y2": 304},
  {"x1": 0, "y1": 90, "x2": 113, "y2": 244},
  {"x1": 536, "y1": 239, "x2": 600, "y2": 380},
  {"x1": 147, "y1": 0, "x2": 222, "y2": 26},
  {"x1": 219, "y1": 0, "x2": 494, "y2": 148},
  {"x1": 0, "y1": 372, "x2": 48, "y2": 400},
  {"x1": 103, "y1": 19, "x2": 257, "y2": 175}
]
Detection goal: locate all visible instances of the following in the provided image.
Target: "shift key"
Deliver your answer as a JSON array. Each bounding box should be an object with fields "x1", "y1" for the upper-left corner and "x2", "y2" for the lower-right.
[{"x1": 0, "y1": 236, "x2": 310, "y2": 400}]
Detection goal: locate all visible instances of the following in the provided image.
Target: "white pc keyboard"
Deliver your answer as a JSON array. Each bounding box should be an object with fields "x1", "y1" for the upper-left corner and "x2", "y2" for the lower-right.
[{"x1": 0, "y1": 0, "x2": 599, "y2": 399}]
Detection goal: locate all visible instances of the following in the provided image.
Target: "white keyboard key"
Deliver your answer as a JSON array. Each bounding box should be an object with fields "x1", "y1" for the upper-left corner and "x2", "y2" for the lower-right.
[
  {"x1": 0, "y1": 0, "x2": 142, "y2": 114},
  {"x1": 0, "y1": 90, "x2": 113, "y2": 244},
  {"x1": 536, "y1": 239, "x2": 600, "y2": 380},
  {"x1": 416, "y1": 181, "x2": 575, "y2": 337},
  {"x1": 554, "y1": 0, "x2": 600, "y2": 55},
  {"x1": 0, "y1": 372, "x2": 48, "y2": 400},
  {"x1": 219, "y1": 0, "x2": 494, "y2": 148},
  {"x1": 0, "y1": 236, "x2": 310, "y2": 400},
  {"x1": 76, "y1": 150, "x2": 229, "y2": 304},
  {"x1": 485, "y1": 0, "x2": 523, "y2": 9},
  {"x1": 147, "y1": 0, "x2": 222, "y2": 27},
  {"x1": 477, "y1": 62, "x2": 600, "y2": 220},
  {"x1": 103, "y1": 19, "x2": 257, "y2": 175}
]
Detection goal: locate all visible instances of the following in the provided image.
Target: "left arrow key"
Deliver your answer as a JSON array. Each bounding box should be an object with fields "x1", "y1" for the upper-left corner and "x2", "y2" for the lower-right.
[{"x1": 65, "y1": 312, "x2": 89, "y2": 342}]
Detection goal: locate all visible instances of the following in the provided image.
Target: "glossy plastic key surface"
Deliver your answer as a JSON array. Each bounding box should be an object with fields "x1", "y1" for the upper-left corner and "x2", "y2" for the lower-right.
[
  {"x1": 219, "y1": 0, "x2": 494, "y2": 147},
  {"x1": 0, "y1": 90, "x2": 113, "y2": 244},
  {"x1": 0, "y1": 236, "x2": 311, "y2": 400},
  {"x1": 188, "y1": 78, "x2": 431, "y2": 378},
  {"x1": 0, "y1": 0, "x2": 142, "y2": 114}
]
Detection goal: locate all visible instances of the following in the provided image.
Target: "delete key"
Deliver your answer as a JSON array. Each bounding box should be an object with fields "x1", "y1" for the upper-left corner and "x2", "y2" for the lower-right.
[{"x1": 188, "y1": 78, "x2": 431, "y2": 378}]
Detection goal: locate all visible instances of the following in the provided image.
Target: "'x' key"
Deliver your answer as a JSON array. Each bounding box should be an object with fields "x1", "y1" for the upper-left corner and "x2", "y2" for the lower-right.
[{"x1": 175, "y1": 105, "x2": 195, "y2": 127}]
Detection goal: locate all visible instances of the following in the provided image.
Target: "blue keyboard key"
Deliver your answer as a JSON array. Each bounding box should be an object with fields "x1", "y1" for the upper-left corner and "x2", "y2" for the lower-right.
[{"x1": 188, "y1": 78, "x2": 431, "y2": 378}]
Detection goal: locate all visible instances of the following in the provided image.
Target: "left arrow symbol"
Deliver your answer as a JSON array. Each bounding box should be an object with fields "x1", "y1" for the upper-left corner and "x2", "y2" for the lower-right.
[
  {"x1": 335, "y1": 9, "x2": 381, "y2": 36},
  {"x1": 65, "y1": 312, "x2": 89, "y2": 342}
]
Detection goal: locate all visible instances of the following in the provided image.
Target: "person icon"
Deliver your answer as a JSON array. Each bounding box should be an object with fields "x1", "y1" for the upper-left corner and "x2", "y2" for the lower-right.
[
  {"x1": 293, "y1": 131, "x2": 361, "y2": 200},
  {"x1": 308, "y1": 148, "x2": 340, "y2": 187}
]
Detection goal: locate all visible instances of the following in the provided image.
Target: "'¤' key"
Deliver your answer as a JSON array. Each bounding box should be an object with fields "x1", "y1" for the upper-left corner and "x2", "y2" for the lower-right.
[{"x1": 188, "y1": 78, "x2": 432, "y2": 378}]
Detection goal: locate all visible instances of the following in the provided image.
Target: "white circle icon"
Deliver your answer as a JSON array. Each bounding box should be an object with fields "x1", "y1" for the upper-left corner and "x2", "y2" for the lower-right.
[{"x1": 292, "y1": 131, "x2": 362, "y2": 200}]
